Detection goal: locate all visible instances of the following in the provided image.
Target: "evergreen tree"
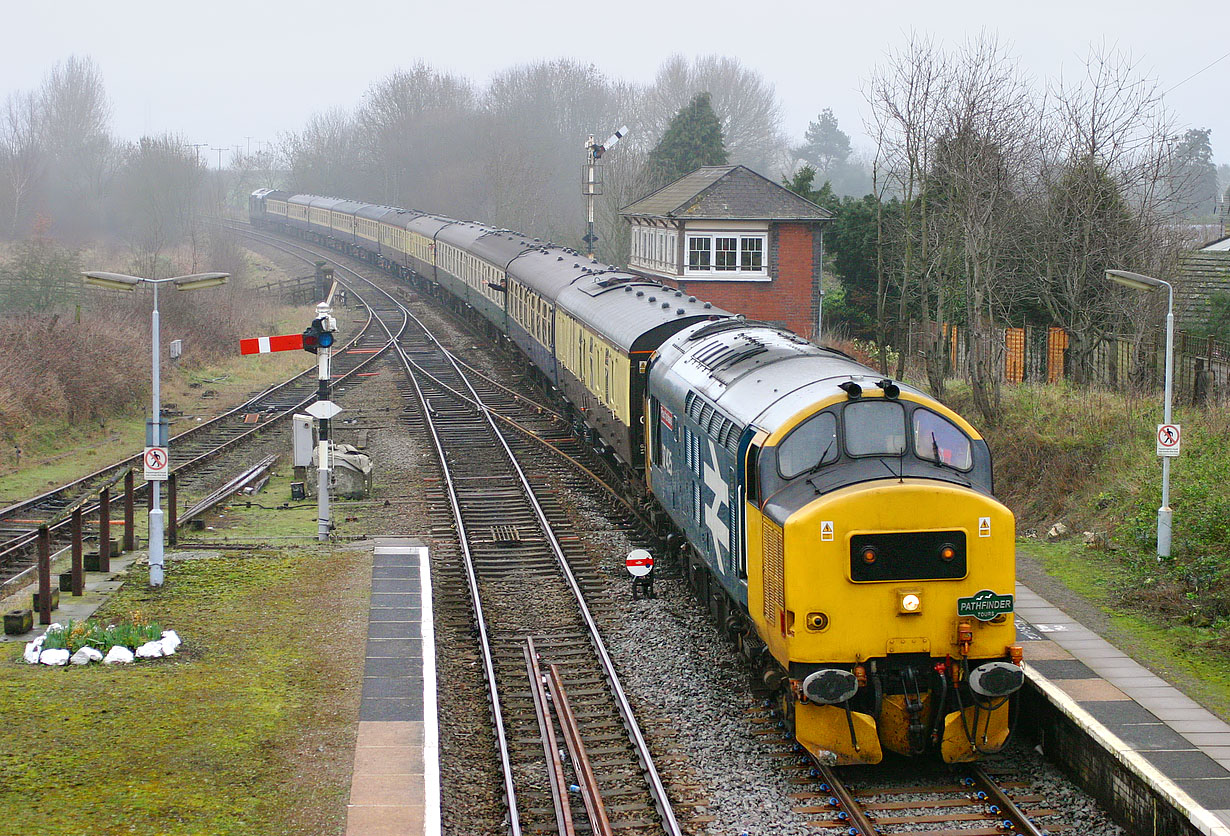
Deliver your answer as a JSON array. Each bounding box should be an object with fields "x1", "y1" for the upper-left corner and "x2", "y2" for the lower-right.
[
  {"x1": 646, "y1": 92, "x2": 727, "y2": 188},
  {"x1": 1169, "y1": 128, "x2": 1219, "y2": 217},
  {"x1": 797, "y1": 108, "x2": 851, "y2": 173},
  {"x1": 781, "y1": 165, "x2": 839, "y2": 213}
]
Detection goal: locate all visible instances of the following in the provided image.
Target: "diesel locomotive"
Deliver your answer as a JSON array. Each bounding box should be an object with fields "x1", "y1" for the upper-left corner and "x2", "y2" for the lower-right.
[{"x1": 250, "y1": 188, "x2": 1024, "y2": 765}]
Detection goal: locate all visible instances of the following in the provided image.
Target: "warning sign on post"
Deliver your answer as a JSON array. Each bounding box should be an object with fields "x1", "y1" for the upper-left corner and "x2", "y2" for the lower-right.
[
  {"x1": 1156, "y1": 423, "x2": 1181, "y2": 457},
  {"x1": 143, "y1": 446, "x2": 169, "y2": 481}
]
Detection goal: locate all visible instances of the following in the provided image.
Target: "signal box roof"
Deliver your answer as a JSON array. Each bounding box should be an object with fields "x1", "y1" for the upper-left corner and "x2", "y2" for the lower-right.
[{"x1": 620, "y1": 164, "x2": 833, "y2": 222}]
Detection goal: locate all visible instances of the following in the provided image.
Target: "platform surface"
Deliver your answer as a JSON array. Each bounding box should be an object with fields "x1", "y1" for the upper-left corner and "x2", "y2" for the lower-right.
[
  {"x1": 345, "y1": 538, "x2": 440, "y2": 836},
  {"x1": 1017, "y1": 580, "x2": 1230, "y2": 834}
]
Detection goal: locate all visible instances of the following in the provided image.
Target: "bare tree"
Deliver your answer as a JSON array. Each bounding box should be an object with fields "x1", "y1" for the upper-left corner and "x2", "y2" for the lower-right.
[
  {"x1": 1022, "y1": 45, "x2": 1182, "y2": 383},
  {"x1": 279, "y1": 108, "x2": 363, "y2": 198},
  {"x1": 0, "y1": 91, "x2": 43, "y2": 238},
  {"x1": 865, "y1": 32, "x2": 947, "y2": 390},
  {"x1": 355, "y1": 63, "x2": 481, "y2": 214},
  {"x1": 38, "y1": 55, "x2": 112, "y2": 240},
  {"x1": 930, "y1": 34, "x2": 1035, "y2": 423},
  {"x1": 480, "y1": 60, "x2": 625, "y2": 244},
  {"x1": 110, "y1": 134, "x2": 206, "y2": 278}
]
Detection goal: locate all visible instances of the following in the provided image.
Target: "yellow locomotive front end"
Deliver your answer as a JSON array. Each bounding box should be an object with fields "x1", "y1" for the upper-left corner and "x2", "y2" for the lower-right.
[{"x1": 747, "y1": 390, "x2": 1023, "y2": 766}]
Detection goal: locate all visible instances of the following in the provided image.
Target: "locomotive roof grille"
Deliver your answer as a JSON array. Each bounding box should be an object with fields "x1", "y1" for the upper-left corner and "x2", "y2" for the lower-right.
[{"x1": 691, "y1": 334, "x2": 769, "y2": 371}]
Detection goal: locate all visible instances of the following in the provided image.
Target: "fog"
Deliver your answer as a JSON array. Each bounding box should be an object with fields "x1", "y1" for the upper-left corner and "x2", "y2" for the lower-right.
[{"x1": 2, "y1": 0, "x2": 1227, "y2": 166}]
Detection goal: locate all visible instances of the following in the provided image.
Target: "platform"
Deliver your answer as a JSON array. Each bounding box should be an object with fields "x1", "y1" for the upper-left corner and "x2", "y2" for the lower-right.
[
  {"x1": 345, "y1": 538, "x2": 440, "y2": 836},
  {"x1": 1017, "y1": 580, "x2": 1230, "y2": 836}
]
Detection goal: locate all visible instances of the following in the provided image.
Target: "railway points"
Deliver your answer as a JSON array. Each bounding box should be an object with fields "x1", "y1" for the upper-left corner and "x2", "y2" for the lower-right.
[
  {"x1": 244, "y1": 220, "x2": 1225, "y2": 836},
  {"x1": 6, "y1": 210, "x2": 1229, "y2": 835}
]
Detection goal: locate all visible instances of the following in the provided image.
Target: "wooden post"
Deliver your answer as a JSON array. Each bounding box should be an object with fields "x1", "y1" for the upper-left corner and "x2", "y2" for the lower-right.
[
  {"x1": 38, "y1": 526, "x2": 52, "y2": 625},
  {"x1": 168, "y1": 472, "x2": 178, "y2": 546},
  {"x1": 99, "y1": 486, "x2": 111, "y2": 572},
  {"x1": 71, "y1": 508, "x2": 84, "y2": 595},
  {"x1": 124, "y1": 469, "x2": 135, "y2": 552}
]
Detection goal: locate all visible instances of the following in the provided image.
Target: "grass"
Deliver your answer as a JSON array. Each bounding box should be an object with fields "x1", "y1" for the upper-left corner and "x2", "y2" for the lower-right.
[
  {"x1": 0, "y1": 546, "x2": 372, "y2": 834},
  {"x1": 185, "y1": 465, "x2": 323, "y2": 543},
  {"x1": 1018, "y1": 537, "x2": 1230, "y2": 721},
  {"x1": 944, "y1": 381, "x2": 1230, "y2": 722},
  {"x1": 0, "y1": 345, "x2": 313, "y2": 502}
]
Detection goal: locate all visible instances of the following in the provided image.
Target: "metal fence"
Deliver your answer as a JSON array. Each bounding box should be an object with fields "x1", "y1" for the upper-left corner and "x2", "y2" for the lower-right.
[{"x1": 903, "y1": 320, "x2": 1230, "y2": 406}]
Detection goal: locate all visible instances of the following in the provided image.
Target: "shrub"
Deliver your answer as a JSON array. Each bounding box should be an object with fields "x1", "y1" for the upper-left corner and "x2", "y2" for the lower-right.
[{"x1": 41, "y1": 614, "x2": 163, "y2": 654}]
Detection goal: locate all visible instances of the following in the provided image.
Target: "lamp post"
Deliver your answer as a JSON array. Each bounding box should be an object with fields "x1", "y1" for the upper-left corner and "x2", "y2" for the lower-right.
[
  {"x1": 83, "y1": 271, "x2": 229, "y2": 586},
  {"x1": 1105, "y1": 269, "x2": 1175, "y2": 559}
]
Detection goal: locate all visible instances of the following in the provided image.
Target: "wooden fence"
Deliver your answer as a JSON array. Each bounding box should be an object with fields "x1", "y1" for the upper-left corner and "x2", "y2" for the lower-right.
[{"x1": 904, "y1": 320, "x2": 1229, "y2": 406}]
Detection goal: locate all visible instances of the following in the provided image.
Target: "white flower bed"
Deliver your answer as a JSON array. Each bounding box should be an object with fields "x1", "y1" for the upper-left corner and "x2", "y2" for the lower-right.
[{"x1": 22, "y1": 625, "x2": 181, "y2": 666}]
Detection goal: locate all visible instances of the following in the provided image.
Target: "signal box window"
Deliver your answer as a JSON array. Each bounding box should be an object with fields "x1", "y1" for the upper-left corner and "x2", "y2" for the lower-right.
[
  {"x1": 688, "y1": 236, "x2": 711, "y2": 270},
  {"x1": 777, "y1": 412, "x2": 838, "y2": 479},
  {"x1": 844, "y1": 401, "x2": 906, "y2": 457},
  {"x1": 715, "y1": 237, "x2": 738, "y2": 271},
  {"x1": 740, "y1": 237, "x2": 763, "y2": 271},
  {"x1": 912, "y1": 409, "x2": 973, "y2": 470}
]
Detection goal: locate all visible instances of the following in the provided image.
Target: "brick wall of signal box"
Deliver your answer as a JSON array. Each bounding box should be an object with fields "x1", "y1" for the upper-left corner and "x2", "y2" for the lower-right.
[{"x1": 661, "y1": 223, "x2": 819, "y2": 340}]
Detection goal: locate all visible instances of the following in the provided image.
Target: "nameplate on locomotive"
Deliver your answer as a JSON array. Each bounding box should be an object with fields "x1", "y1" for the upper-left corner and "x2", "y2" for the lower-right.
[{"x1": 957, "y1": 589, "x2": 1014, "y2": 621}]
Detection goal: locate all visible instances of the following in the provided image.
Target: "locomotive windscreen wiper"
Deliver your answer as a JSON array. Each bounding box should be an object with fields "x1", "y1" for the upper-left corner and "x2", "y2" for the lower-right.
[{"x1": 929, "y1": 432, "x2": 960, "y2": 473}]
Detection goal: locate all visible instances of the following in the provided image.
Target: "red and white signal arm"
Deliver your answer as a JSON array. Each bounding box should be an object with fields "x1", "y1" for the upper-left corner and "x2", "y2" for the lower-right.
[
  {"x1": 626, "y1": 549, "x2": 653, "y2": 577},
  {"x1": 1156, "y1": 423, "x2": 1181, "y2": 457}
]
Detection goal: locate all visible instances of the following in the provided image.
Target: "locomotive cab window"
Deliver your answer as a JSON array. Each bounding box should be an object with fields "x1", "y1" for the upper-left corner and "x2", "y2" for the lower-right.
[
  {"x1": 912, "y1": 408, "x2": 973, "y2": 470},
  {"x1": 777, "y1": 412, "x2": 838, "y2": 479},
  {"x1": 844, "y1": 401, "x2": 906, "y2": 457}
]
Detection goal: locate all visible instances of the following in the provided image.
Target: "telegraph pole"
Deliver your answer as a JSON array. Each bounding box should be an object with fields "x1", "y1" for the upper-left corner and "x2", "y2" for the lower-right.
[
  {"x1": 582, "y1": 126, "x2": 628, "y2": 260},
  {"x1": 211, "y1": 147, "x2": 226, "y2": 169}
]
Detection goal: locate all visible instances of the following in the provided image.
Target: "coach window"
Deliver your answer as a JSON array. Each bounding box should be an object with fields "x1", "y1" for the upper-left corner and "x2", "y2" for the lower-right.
[
  {"x1": 777, "y1": 412, "x2": 838, "y2": 479},
  {"x1": 912, "y1": 408, "x2": 973, "y2": 470},
  {"x1": 843, "y1": 401, "x2": 906, "y2": 457}
]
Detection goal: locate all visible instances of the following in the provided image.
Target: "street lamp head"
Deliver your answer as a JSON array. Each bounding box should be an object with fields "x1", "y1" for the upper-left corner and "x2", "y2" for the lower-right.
[
  {"x1": 173, "y1": 272, "x2": 229, "y2": 291},
  {"x1": 1105, "y1": 269, "x2": 1165, "y2": 292},
  {"x1": 82, "y1": 271, "x2": 141, "y2": 291}
]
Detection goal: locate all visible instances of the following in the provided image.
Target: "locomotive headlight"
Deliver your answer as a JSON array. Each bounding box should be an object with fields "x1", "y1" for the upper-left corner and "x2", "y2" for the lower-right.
[
  {"x1": 939, "y1": 544, "x2": 957, "y2": 561},
  {"x1": 860, "y1": 546, "x2": 878, "y2": 564},
  {"x1": 899, "y1": 592, "x2": 922, "y2": 614}
]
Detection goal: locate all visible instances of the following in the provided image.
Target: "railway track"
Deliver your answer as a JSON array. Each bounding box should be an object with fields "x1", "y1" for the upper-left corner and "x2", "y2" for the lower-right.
[
  {"x1": 0, "y1": 260, "x2": 397, "y2": 593},
  {"x1": 390, "y1": 312, "x2": 679, "y2": 835},
  {"x1": 743, "y1": 698, "x2": 1059, "y2": 835},
  {"x1": 238, "y1": 227, "x2": 681, "y2": 834},
  {"x1": 240, "y1": 227, "x2": 1090, "y2": 836}
]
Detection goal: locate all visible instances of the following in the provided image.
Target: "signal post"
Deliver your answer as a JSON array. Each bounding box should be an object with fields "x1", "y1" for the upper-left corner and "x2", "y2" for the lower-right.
[
  {"x1": 240, "y1": 302, "x2": 338, "y2": 542},
  {"x1": 304, "y1": 302, "x2": 339, "y2": 541}
]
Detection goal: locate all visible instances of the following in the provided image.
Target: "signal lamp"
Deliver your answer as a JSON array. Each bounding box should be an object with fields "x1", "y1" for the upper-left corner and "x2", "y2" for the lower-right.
[
  {"x1": 900, "y1": 592, "x2": 921, "y2": 613},
  {"x1": 939, "y1": 544, "x2": 956, "y2": 561},
  {"x1": 860, "y1": 546, "x2": 878, "y2": 564},
  {"x1": 302, "y1": 317, "x2": 335, "y2": 354}
]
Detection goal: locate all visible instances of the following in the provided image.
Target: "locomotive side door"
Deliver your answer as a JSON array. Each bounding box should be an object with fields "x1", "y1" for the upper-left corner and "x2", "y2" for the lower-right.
[{"x1": 734, "y1": 427, "x2": 764, "y2": 581}]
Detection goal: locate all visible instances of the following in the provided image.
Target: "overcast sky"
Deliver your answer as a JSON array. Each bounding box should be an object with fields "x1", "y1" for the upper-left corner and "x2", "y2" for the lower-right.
[{"x1": 4, "y1": 0, "x2": 1228, "y2": 167}]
